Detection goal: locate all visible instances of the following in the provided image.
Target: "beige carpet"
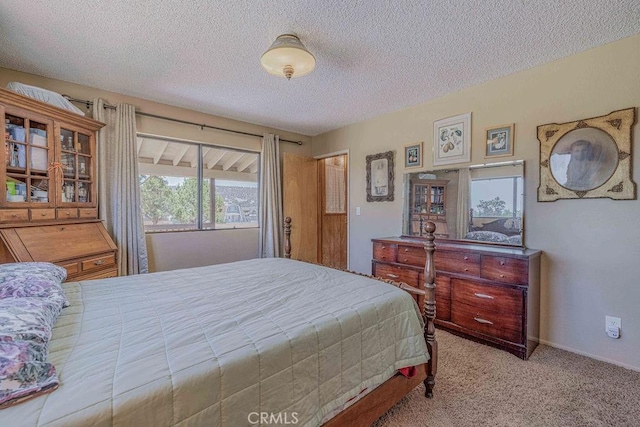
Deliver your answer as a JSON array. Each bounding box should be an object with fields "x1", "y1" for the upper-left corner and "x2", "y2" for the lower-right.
[{"x1": 373, "y1": 331, "x2": 640, "y2": 427}]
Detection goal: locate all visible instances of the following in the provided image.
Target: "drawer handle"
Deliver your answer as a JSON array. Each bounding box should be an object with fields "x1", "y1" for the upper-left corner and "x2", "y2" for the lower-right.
[
  {"x1": 500, "y1": 261, "x2": 505, "y2": 266},
  {"x1": 403, "y1": 258, "x2": 408, "y2": 262},
  {"x1": 381, "y1": 256, "x2": 386, "y2": 259},
  {"x1": 474, "y1": 317, "x2": 493, "y2": 325},
  {"x1": 386, "y1": 273, "x2": 399, "y2": 279},
  {"x1": 474, "y1": 293, "x2": 495, "y2": 299},
  {"x1": 381, "y1": 246, "x2": 386, "y2": 249},
  {"x1": 463, "y1": 256, "x2": 469, "y2": 260},
  {"x1": 11, "y1": 214, "x2": 17, "y2": 217},
  {"x1": 404, "y1": 248, "x2": 409, "y2": 252},
  {"x1": 94, "y1": 260, "x2": 105, "y2": 266},
  {"x1": 500, "y1": 274, "x2": 505, "y2": 278},
  {"x1": 41, "y1": 212, "x2": 47, "y2": 216},
  {"x1": 464, "y1": 268, "x2": 469, "y2": 271},
  {"x1": 60, "y1": 227, "x2": 65, "y2": 231}
]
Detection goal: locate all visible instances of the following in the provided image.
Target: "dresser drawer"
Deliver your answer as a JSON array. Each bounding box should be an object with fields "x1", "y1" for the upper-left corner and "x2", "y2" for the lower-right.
[
  {"x1": 30, "y1": 209, "x2": 56, "y2": 221},
  {"x1": 373, "y1": 262, "x2": 419, "y2": 285},
  {"x1": 397, "y1": 245, "x2": 425, "y2": 267},
  {"x1": 451, "y1": 303, "x2": 523, "y2": 343},
  {"x1": 373, "y1": 242, "x2": 397, "y2": 263},
  {"x1": 81, "y1": 253, "x2": 116, "y2": 273},
  {"x1": 0, "y1": 209, "x2": 29, "y2": 223},
  {"x1": 452, "y1": 279, "x2": 523, "y2": 315},
  {"x1": 435, "y1": 250, "x2": 480, "y2": 276},
  {"x1": 481, "y1": 256, "x2": 528, "y2": 285},
  {"x1": 56, "y1": 208, "x2": 79, "y2": 219},
  {"x1": 79, "y1": 208, "x2": 98, "y2": 219}
]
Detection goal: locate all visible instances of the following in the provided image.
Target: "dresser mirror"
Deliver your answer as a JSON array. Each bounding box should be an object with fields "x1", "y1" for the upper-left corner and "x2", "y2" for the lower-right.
[{"x1": 401, "y1": 160, "x2": 525, "y2": 247}]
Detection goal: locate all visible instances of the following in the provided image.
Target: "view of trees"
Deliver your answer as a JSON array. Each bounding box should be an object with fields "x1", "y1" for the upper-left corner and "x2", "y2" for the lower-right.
[
  {"x1": 139, "y1": 176, "x2": 226, "y2": 226},
  {"x1": 474, "y1": 196, "x2": 519, "y2": 217}
]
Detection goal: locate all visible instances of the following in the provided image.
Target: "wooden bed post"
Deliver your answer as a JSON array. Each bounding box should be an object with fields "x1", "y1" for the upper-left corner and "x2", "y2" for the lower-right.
[
  {"x1": 284, "y1": 217, "x2": 292, "y2": 258},
  {"x1": 423, "y1": 221, "x2": 437, "y2": 398}
]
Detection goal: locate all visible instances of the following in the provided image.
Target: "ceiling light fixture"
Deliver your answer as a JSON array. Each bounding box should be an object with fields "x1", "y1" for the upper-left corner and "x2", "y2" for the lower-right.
[{"x1": 261, "y1": 34, "x2": 316, "y2": 80}]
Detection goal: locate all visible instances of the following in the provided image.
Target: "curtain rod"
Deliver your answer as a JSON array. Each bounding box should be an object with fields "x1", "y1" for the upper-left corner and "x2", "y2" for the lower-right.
[{"x1": 63, "y1": 96, "x2": 303, "y2": 145}]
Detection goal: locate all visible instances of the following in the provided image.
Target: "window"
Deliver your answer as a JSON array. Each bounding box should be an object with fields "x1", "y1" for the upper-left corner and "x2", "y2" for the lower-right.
[
  {"x1": 470, "y1": 176, "x2": 522, "y2": 218},
  {"x1": 138, "y1": 135, "x2": 259, "y2": 233}
]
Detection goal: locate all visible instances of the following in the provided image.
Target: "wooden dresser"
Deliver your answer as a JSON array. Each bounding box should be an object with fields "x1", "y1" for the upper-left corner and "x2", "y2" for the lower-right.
[
  {"x1": 0, "y1": 88, "x2": 118, "y2": 281},
  {"x1": 372, "y1": 237, "x2": 541, "y2": 359}
]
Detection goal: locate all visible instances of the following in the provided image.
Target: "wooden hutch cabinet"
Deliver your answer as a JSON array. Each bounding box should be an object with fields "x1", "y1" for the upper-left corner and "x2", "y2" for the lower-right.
[
  {"x1": 0, "y1": 88, "x2": 118, "y2": 281},
  {"x1": 409, "y1": 179, "x2": 449, "y2": 238},
  {"x1": 372, "y1": 236, "x2": 541, "y2": 359}
]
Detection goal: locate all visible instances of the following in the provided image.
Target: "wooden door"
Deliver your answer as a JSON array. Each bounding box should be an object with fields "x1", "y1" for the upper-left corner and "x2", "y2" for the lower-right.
[
  {"x1": 319, "y1": 154, "x2": 348, "y2": 269},
  {"x1": 282, "y1": 153, "x2": 318, "y2": 263}
]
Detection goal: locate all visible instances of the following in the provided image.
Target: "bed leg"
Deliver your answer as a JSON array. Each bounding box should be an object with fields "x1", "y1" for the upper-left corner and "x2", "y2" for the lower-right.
[{"x1": 425, "y1": 377, "x2": 435, "y2": 398}]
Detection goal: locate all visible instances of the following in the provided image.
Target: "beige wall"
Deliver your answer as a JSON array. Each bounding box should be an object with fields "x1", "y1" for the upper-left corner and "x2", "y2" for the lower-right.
[
  {"x1": 0, "y1": 68, "x2": 312, "y2": 271},
  {"x1": 312, "y1": 34, "x2": 640, "y2": 370}
]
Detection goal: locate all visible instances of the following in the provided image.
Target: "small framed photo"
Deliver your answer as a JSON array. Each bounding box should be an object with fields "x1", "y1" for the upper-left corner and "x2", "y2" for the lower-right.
[
  {"x1": 433, "y1": 113, "x2": 471, "y2": 166},
  {"x1": 486, "y1": 124, "x2": 514, "y2": 158},
  {"x1": 404, "y1": 142, "x2": 423, "y2": 169}
]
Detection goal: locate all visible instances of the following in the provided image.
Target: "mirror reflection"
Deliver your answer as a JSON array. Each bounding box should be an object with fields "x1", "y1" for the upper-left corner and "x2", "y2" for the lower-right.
[{"x1": 402, "y1": 160, "x2": 525, "y2": 247}]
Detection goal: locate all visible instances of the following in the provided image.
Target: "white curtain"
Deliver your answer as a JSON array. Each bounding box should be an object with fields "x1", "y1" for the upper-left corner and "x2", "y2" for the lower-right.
[
  {"x1": 456, "y1": 167, "x2": 471, "y2": 239},
  {"x1": 93, "y1": 99, "x2": 149, "y2": 275},
  {"x1": 258, "y1": 133, "x2": 283, "y2": 258}
]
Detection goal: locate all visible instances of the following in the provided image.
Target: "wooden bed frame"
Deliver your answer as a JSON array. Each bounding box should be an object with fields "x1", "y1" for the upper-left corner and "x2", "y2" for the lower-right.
[{"x1": 283, "y1": 217, "x2": 437, "y2": 426}]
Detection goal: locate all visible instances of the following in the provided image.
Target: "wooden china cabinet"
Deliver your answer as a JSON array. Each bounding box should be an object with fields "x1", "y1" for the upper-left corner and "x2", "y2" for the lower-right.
[
  {"x1": 0, "y1": 88, "x2": 118, "y2": 281},
  {"x1": 409, "y1": 179, "x2": 449, "y2": 238}
]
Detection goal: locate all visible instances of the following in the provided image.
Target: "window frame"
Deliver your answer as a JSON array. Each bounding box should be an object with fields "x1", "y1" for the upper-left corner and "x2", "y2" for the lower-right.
[{"x1": 137, "y1": 134, "x2": 260, "y2": 234}]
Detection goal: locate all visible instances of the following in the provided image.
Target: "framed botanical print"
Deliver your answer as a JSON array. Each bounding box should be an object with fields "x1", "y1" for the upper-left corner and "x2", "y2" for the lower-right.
[
  {"x1": 485, "y1": 124, "x2": 514, "y2": 158},
  {"x1": 433, "y1": 112, "x2": 471, "y2": 166},
  {"x1": 537, "y1": 107, "x2": 636, "y2": 201},
  {"x1": 366, "y1": 151, "x2": 394, "y2": 202},
  {"x1": 404, "y1": 142, "x2": 423, "y2": 169}
]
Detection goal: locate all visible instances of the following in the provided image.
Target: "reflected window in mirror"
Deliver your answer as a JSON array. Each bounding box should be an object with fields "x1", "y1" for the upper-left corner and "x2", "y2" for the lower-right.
[{"x1": 402, "y1": 160, "x2": 525, "y2": 247}]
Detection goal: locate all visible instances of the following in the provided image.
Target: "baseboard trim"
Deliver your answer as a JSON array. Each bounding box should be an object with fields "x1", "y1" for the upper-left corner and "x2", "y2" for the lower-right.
[{"x1": 538, "y1": 339, "x2": 640, "y2": 372}]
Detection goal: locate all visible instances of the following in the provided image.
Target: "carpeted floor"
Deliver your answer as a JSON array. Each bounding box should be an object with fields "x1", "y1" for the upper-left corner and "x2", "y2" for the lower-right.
[{"x1": 373, "y1": 331, "x2": 640, "y2": 427}]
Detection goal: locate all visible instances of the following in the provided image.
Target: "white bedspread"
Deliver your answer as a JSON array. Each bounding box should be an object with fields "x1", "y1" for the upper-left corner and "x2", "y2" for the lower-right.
[{"x1": 2, "y1": 258, "x2": 429, "y2": 426}]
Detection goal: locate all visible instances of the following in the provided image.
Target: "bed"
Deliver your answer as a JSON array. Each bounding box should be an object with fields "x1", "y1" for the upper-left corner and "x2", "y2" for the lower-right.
[{"x1": 1, "y1": 219, "x2": 438, "y2": 426}]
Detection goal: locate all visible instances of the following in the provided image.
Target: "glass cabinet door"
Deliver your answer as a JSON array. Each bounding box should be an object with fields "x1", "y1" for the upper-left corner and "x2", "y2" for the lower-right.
[
  {"x1": 3, "y1": 111, "x2": 52, "y2": 206},
  {"x1": 58, "y1": 128, "x2": 93, "y2": 205}
]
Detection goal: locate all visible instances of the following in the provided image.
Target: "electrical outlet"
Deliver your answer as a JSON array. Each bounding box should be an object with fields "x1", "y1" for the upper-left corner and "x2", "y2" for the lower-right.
[{"x1": 605, "y1": 316, "x2": 621, "y2": 330}]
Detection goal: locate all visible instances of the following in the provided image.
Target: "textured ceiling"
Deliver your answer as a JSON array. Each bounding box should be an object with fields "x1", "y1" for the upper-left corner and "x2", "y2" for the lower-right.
[{"x1": 0, "y1": 1, "x2": 639, "y2": 136}]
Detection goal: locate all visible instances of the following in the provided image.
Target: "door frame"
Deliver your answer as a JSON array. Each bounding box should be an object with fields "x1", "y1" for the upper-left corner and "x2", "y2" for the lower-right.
[{"x1": 314, "y1": 149, "x2": 350, "y2": 269}]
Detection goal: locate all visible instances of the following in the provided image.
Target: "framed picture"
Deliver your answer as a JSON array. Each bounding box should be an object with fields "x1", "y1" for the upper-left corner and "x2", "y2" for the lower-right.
[
  {"x1": 485, "y1": 124, "x2": 514, "y2": 158},
  {"x1": 433, "y1": 112, "x2": 471, "y2": 166},
  {"x1": 366, "y1": 151, "x2": 394, "y2": 202},
  {"x1": 404, "y1": 142, "x2": 423, "y2": 169},
  {"x1": 537, "y1": 107, "x2": 636, "y2": 201}
]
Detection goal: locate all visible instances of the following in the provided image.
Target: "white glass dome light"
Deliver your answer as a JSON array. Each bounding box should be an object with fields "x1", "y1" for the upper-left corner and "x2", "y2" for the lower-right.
[{"x1": 261, "y1": 34, "x2": 316, "y2": 80}]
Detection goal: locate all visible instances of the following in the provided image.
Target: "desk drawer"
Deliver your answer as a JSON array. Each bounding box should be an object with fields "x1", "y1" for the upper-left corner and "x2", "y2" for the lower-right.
[
  {"x1": 397, "y1": 245, "x2": 425, "y2": 267},
  {"x1": 79, "y1": 208, "x2": 98, "y2": 219},
  {"x1": 30, "y1": 209, "x2": 56, "y2": 221},
  {"x1": 56, "y1": 208, "x2": 78, "y2": 219},
  {"x1": 373, "y1": 242, "x2": 397, "y2": 263},
  {"x1": 81, "y1": 253, "x2": 116, "y2": 273},
  {"x1": 452, "y1": 279, "x2": 523, "y2": 315},
  {"x1": 481, "y1": 256, "x2": 528, "y2": 285},
  {"x1": 436, "y1": 250, "x2": 480, "y2": 276},
  {"x1": 452, "y1": 303, "x2": 522, "y2": 343},
  {"x1": 58, "y1": 261, "x2": 80, "y2": 277},
  {"x1": 0, "y1": 209, "x2": 29, "y2": 223}
]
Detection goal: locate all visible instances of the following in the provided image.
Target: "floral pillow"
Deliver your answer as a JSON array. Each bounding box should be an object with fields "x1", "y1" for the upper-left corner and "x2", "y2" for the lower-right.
[
  {"x1": 0, "y1": 339, "x2": 59, "y2": 409},
  {"x1": 0, "y1": 262, "x2": 67, "y2": 284},
  {"x1": 0, "y1": 297, "x2": 64, "y2": 345},
  {"x1": 0, "y1": 263, "x2": 69, "y2": 308},
  {"x1": 0, "y1": 296, "x2": 64, "y2": 409}
]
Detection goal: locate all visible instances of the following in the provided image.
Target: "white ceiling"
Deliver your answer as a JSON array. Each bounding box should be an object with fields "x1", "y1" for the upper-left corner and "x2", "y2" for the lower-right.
[{"x1": 0, "y1": 1, "x2": 639, "y2": 136}]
